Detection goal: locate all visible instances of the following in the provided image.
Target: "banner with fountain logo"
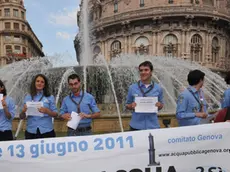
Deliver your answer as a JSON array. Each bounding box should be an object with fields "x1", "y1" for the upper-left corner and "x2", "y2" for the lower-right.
[{"x1": 0, "y1": 123, "x2": 229, "y2": 172}]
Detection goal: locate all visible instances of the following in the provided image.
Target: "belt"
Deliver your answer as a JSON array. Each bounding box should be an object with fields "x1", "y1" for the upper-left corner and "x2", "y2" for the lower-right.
[{"x1": 68, "y1": 126, "x2": 91, "y2": 132}]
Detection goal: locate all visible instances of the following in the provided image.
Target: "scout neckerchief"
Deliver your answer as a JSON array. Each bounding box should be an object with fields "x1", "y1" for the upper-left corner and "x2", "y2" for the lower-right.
[
  {"x1": 69, "y1": 90, "x2": 84, "y2": 113},
  {"x1": 138, "y1": 80, "x2": 154, "y2": 97},
  {"x1": 187, "y1": 87, "x2": 203, "y2": 112}
]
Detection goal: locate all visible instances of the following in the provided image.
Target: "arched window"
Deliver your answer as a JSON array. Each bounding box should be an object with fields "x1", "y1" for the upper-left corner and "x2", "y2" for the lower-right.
[
  {"x1": 140, "y1": 0, "x2": 144, "y2": 7},
  {"x1": 111, "y1": 40, "x2": 121, "y2": 58},
  {"x1": 190, "y1": 34, "x2": 203, "y2": 62},
  {"x1": 135, "y1": 36, "x2": 149, "y2": 55},
  {"x1": 114, "y1": 0, "x2": 118, "y2": 13},
  {"x1": 163, "y1": 34, "x2": 178, "y2": 57},
  {"x1": 211, "y1": 37, "x2": 219, "y2": 63}
]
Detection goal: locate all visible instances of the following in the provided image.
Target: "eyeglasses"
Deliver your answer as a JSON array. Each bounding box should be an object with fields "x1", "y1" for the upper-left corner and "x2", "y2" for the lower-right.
[
  {"x1": 139, "y1": 69, "x2": 150, "y2": 72},
  {"x1": 69, "y1": 82, "x2": 79, "y2": 86}
]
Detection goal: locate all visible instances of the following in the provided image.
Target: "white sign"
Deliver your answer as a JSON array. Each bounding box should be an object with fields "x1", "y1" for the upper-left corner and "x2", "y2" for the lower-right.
[
  {"x1": 26, "y1": 102, "x2": 44, "y2": 117},
  {"x1": 67, "y1": 111, "x2": 81, "y2": 130},
  {"x1": 0, "y1": 94, "x2": 3, "y2": 109},
  {"x1": 200, "y1": 114, "x2": 216, "y2": 124},
  {"x1": 135, "y1": 97, "x2": 158, "y2": 113},
  {"x1": 0, "y1": 123, "x2": 230, "y2": 172}
]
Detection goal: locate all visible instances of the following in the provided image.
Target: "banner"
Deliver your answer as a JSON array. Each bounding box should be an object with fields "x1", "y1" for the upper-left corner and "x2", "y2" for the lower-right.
[{"x1": 0, "y1": 123, "x2": 230, "y2": 172}]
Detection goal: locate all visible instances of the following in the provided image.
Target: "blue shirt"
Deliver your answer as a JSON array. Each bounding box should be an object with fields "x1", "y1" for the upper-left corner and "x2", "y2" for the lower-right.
[
  {"x1": 0, "y1": 96, "x2": 15, "y2": 131},
  {"x1": 126, "y1": 81, "x2": 164, "y2": 130},
  {"x1": 60, "y1": 91, "x2": 100, "y2": 128},
  {"x1": 221, "y1": 88, "x2": 230, "y2": 108},
  {"x1": 176, "y1": 86, "x2": 208, "y2": 126},
  {"x1": 24, "y1": 92, "x2": 58, "y2": 134}
]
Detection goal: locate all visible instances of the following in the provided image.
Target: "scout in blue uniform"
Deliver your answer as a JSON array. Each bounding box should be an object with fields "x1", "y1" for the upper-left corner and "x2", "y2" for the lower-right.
[
  {"x1": 19, "y1": 74, "x2": 58, "y2": 139},
  {"x1": 221, "y1": 71, "x2": 230, "y2": 108},
  {"x1": 0, "y1": 80, "x2": 15, "y2": 141},
  {"x1": 60, "y1": 74, "x2": 100, "y2": 136},
  {"x1": 126, "y1": 61, "x2": 164, "y2": 130},
  {"x1": 176, "y1": 70, "x2": 208, "y2": 126}
]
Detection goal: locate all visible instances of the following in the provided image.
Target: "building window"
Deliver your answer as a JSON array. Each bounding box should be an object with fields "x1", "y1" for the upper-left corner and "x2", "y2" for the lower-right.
[
  {"x1": 22, "y1": 47, "x2": 26, "y2": 55},
  {"x1": 168, "y1": 0, "x2": 173, "y2": 4},
  {"x1": 111, "y1": 40, "x2": 121, "y2": 58},
  {"x1": 5, "y1": 22, "x2": 11, "y2": 29},
  {"x1": 22, "y1": 36, "x2": 26, "y2": 43},
  {"x1": 211, "y1": 37, "x2": 219, "y2": 63},
  {"x1": 4, "y1": 8, "x2": 10, "y2": 17},
  {"x1": 14, "y1": 23, "x2": 19, "y2": 30},
  {"x1": 135, "y1": 36, "x2": 149, "y2": 55},
  {"x1": 13, "y1": 9, "x2": 19, "y2": 17},
  {"x1": 14, "y1": 46, "x2": 21, "y2": 54},
  {"x1": 163, "y1": 34, "x2": 178, "y2": 57},
  {"x1": 114, "y1": 0, "x2": 118, "y2": 13},
  {"x1": 4, "y1": 35, "x2": 11, "y2": 41},
  {"x1": 14, "y1": 35, "x2": 20, "y2": 42},
  {"x1": 140, "y1": 0, "x2": 144, "y2": 7},
  {"x1": 6, "y1": 45, "x2": 12, "y2": 54},
  {"x1": 22, "y1": 24, "x2": 25, "y2": 30},
  {"x1": 21, "y1": 11, "x2": 24, "y2": 19},
  {"x1": 191, "y1": 34, "x2": 203, "y2": 62},
  {"x1": 0, "y1": 10, "x2": 2, "y2": 16}
]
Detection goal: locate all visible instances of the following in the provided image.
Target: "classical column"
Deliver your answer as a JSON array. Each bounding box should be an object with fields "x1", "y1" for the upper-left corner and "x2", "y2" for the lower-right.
[
  {"x1": 157, "y1": 32, "x2": 162, "y2": 56},
  {"x1": 181, "y1": 30, "x2": 185, "y2": 58},
  {"x1": 185, "y1": 30, "x2": 190, "y2": 59},
  {"x1": 101, "y1": 40, "x2": 105, "y2": 57},
  {"x1": 155, "y1": 32, "x2": 158, "y2": 55},
  {"x1": 205, "y1": 32, "x2": 209, "y2": 63},
  {"x1": 105, "y1": 41, "x2": 108, "y2": 61},
  {"x1": 152, "y1": 32, "x2": 156, "y2": 55},
  {"x1": 128, "y1": 34, "x2": 132, "y2": 53}
]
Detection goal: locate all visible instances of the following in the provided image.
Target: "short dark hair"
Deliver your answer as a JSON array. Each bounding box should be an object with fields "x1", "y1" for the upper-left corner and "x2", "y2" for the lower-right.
[
  {"x1": 139, "y1": 61, "x2": 153, "y2": 71},
  {"x1": 68, "y1": 74, "x2": 81, "y2": 83},
  {"x1": 0, "y1": 80, "x2": 7, "y2": 96},
  {"x1": 225, "y1": 71, "x2": 230, "y2": 85},
  {"x1": 30, "y1": 74, "x2": 50, "y2": 98},
  {"x1": 187, "y1": 70, "x2": 205, "y2": 86}
]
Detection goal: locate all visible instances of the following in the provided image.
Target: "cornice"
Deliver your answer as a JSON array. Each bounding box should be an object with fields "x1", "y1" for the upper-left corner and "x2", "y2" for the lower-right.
[{"x1": 92, "y1": 6, "x2": 230, "y2": 29}]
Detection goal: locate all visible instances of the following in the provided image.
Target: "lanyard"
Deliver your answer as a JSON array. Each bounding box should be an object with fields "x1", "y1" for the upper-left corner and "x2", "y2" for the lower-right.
[
  {"x1": 69, "y1": 91, "x2": 84, "y2": 113},
  {"x1": 187, "y1": 88, "x2": 203, "y2": 112},
  {"x1": 138, "y1": 80, "x2": 154, "y2": 97},
  {"x1": 31, "y1": 94, "x2": 44, "y2": 102}
]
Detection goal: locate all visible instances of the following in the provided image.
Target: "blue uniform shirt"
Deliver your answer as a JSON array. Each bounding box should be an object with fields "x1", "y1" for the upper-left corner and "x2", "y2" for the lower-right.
[
  {"x1": 60, "y1": 91, "x2": 100, "y2": 128},
  {"x1": 221, "y1": 88, "x2": 230, "y2": 108},
  {"x1": 126, "y1": 81, "x2": 164, "y2": 130},
  {"x1": 0, "y1": 96, "x2": 15, "y2": 131},
  {"x1": 176, "y1": 86, "x2": 207, "y2": 126},
  {"x1": 24, "y1": 92, "x2": 58, "y2": 134}
]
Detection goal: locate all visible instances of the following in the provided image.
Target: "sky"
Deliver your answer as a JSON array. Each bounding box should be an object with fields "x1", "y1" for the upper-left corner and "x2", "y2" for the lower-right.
[{"x1": 24, "y1": 0, "x2": 81, "y2": 66}]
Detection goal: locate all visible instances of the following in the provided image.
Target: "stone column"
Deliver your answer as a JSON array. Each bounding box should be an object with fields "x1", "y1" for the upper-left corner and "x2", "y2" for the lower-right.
[
  {"x1": 157, "y1": 32, "x2": 161, "y2": 56},
  {"x1": 155, "y1": 32, "x2": 158, "y2": 55},
  {"x1": 152, "y1": 32, "x2": 155, "y2": 55},
  {"x1": 105, "y1": 41, "x2": 108, "y2": 61},
  {"x1": 185, "y1": 30, "x2": 190, "y2": 59},
  {"x1": 205, "y1": 32, "x2": 209, "y2": 62},
  {"x1": 181, "y1": 30, "x2": 184, "y2": 58},
  {"x1": 101, "y1": 40, "x2": 105, "y2": 57},
  {"x1": 128, "y1": 34, "x2": 132, "y2": 53}
]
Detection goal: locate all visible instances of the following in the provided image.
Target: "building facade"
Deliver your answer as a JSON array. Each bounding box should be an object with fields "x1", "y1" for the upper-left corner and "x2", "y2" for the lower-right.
[
  {"x1": 0, "y1": 0, "x2": 44, "y2": 66},
  {"x1": 75, "y1": 0, "x2": 230, "y2": 71}
]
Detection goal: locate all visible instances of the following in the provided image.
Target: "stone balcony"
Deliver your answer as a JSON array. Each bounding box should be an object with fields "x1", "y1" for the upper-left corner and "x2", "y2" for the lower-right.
[{"x1": 93, "y1": 5, "x2": 230, "y2": 29}]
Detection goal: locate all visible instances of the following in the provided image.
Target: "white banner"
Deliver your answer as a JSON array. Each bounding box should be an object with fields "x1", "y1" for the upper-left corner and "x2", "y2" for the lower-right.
[{"x1": 0, "y1": 123, "x2": 230, "y2": 172}]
